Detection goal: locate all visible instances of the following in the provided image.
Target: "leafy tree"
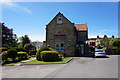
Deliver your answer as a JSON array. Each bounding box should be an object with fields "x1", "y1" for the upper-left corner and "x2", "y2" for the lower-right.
[
  {"x1": 21, "y1": 35, "x2": 31, "y2": 47},
  {"x1": 12, "y1": 34, "x2": 18, "y2": 47},
  {"x1": 24, "y1": 43, "x2": 35, "y2": 55},
  {"x1": 101, "y1": 35, "x2": 109, "y2": 48},
  {"x1": 109, "y1": 38, "x2": 120, "y2": 49}
]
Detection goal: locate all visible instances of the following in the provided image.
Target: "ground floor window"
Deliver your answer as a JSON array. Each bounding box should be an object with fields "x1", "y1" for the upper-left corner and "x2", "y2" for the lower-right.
[{"x1": 55, "y1": 43, "x2": 64, "y2": 52}]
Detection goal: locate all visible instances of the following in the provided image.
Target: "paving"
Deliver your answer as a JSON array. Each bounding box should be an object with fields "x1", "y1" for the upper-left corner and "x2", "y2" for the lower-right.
[
  {"x1": 2, "y1": 55, "x2": 119, "y2": 78},
  {"x1": 13, "y1": 57, "x2": 36, "y2": 66}
]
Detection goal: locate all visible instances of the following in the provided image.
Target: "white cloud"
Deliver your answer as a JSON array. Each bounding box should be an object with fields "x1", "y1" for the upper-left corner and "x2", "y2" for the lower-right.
[
  {"x1": 29, "y1": 35, "x2": 46, "y2": 42},
  {"x1": 1, "y1": 1, "x2": 32, "y2": 14},
  {"x1": 88, "y1": 34, "x2": 112, "y2": 38},
  {"x1": 17, "y1": 34, "x2": 45, "y2": 42}
]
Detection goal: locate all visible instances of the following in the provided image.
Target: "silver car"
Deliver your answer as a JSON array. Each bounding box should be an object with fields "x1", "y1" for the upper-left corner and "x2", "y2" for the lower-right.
[{"x1": 94, "y1": 49, "x2": 106, "y2": 57}]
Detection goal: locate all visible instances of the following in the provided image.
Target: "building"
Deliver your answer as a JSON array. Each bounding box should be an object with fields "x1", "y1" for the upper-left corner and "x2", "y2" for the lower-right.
[
  {"x1": 44, "y1": 12, "x2": 88, "y2": 56},
  {"x1": 87, "y1": 40, "x2": 96, "y2": 48}
]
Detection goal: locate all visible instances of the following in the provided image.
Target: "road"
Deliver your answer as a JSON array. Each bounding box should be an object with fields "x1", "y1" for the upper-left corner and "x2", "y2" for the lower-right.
[{"x1": 2, "y1": 55, "x2": 119, "y2": 78}]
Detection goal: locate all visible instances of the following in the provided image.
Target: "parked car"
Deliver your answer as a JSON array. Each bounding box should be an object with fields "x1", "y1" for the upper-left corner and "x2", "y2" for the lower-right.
[{"x1": 94, "y1": 49, "x2": 106, "y2": 57}]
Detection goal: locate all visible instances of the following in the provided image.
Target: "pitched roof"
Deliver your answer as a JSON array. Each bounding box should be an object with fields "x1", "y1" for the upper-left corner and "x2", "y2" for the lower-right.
[
  {"x1": 74, "y1": 24, "x2": 87, "y2": 31},
  {"x1": 47, "y1": 12, "x2": 72, "y2": 26},
  {"x1": 88, "y1": 40, "x2": 96, "y2": 43}
]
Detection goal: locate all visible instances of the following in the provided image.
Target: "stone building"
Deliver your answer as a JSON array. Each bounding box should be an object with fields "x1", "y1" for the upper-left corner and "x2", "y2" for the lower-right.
[{"x1": 44, "y1": 12, "x2": 88, "y2": 56}]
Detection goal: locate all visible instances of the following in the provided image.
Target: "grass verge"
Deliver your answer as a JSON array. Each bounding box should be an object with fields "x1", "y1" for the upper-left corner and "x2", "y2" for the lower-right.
[
  {"x1": 5, "y1": 58, "x2": 32, "y2": 66},
  {"x1": 23, "y1": 57, "x2": 72, "y2": 65}
]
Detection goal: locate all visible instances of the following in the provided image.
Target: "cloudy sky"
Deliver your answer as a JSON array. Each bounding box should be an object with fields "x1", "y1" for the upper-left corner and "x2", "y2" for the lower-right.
[{"x1": 1, "y1": 1, "x2": 118, "y2": 42}]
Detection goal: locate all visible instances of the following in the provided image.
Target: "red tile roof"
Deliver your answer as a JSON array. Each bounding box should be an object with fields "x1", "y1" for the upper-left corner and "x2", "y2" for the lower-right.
[
  {"x1": 74, "y1": 24, "x2": 87, "y2": 31},
  {"x1": 88, "y1": 40, "x2": 96, "y2": 43}
]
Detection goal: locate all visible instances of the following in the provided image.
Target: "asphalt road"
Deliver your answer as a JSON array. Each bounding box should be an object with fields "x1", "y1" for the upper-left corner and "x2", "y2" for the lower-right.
[{"x1": 2, "y1": 55, "x2": 119, "y2": 78}]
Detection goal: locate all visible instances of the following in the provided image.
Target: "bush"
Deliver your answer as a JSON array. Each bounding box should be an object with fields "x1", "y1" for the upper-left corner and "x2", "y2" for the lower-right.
[
  {"x1": 0, "y1": 47, "x2": 8, "y2": 52},
  {"x1": 36, "y1": 46, "x2": 52, "y2": 61},
  {"x1": 41, "y1": 51, "x2": 62, "y2": 62},
  {"x1": 105, "y1": 48, "x2": 112, "y2": 55},
  {"x1": 7, "y1": 48, "x2": 17, "y2": 61},
  {"x1": 17, "y1": 52, "x2": 28, "y2": 60},
  {"x1": 0, "y1": 51, "x2": 8, "y2": 62},
  {"x1": 15, "y1": 47, "x2": 25, "y2": 52}
]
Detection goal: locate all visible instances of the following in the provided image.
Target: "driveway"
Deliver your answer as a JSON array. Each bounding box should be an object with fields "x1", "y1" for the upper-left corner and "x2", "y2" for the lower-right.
[{"x1": 2, "y1": 55, "x2": 119, "y2": 78}]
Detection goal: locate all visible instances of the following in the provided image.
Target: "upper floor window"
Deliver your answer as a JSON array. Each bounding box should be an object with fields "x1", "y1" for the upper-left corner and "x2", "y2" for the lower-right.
[{"x1": 57, "y1": 17, "x2": 62, "y2": 24}]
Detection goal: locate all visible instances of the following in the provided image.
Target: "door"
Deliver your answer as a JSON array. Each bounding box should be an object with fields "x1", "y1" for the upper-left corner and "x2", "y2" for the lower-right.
[{"x1": 80, "y1": 44, "x2": 84, "y2": 55}]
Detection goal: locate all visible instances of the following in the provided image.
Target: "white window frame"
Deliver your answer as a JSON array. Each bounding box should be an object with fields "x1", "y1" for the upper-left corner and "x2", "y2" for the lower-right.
[{"x1": 57, "y1": 17, "x2": 62, "y2": 24}]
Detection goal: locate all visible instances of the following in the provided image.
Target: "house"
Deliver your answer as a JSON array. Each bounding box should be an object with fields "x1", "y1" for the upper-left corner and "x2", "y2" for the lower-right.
[
  {"x1": 44, "y1": 12, "x2": 88, "y2": 56},
  {"x1": 87, "y1": 40, "x2": 96, "y2": 48}
]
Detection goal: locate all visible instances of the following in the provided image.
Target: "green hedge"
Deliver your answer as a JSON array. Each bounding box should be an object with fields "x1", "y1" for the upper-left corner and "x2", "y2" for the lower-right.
[
  {"x1": 0, "y1": 51, "x2": 8, "y2": 61},
  {"x1": 17, "y1": 52, "x2": 28, "y2": 60},
  {"x1": 36, "y1": 46, "x2": 52, "y2": 61},
  {"x1": 41, "y1": 51, "x2": 62, "y2": 62},
  {"x1": 7, "y1": 48, "x2": 17, "y2": 61}
]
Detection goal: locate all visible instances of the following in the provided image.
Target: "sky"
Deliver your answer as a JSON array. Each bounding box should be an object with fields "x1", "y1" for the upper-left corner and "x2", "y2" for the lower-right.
[{"x1": 1, "y1": 2, "x2": 118, "y2": 42}]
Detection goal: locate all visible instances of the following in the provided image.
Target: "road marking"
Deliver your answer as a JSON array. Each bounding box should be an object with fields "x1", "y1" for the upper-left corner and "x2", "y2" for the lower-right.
[{"x1": 36, "y1": 66, "x2": 40, "y2": 69}]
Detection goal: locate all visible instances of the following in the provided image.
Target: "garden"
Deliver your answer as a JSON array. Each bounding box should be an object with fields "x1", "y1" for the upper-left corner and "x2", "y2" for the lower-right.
[
  {"x1": 23, "y1": 46, "x2": 72, "y2": 65},
  {"x1": 0, "y1": 46, "x2": 72, "y2": 66}
]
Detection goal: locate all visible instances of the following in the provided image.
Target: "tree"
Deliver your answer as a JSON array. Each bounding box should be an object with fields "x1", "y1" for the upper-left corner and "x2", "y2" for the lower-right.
[
  {"x1": 24, "y1": 43, "x2": 36, "y2": 55},
  {"x1": 1, "y1": 23, "x2": 18, "y2": 48},
  {"x1": 21, "y1": 35, "x2": 31, "y2": 47},
  {"x1": 101, "y1": 35, "x2": 109, "y2": 48},
  {"x1": 12, "y1": 34, "x2": 18, "y2": 47},
  {"x1": 109, "y1": 38, "x2": 120, "y2": 49}
]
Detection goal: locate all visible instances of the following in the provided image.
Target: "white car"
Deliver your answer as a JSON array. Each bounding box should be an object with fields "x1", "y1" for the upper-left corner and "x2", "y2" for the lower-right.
[{"x1": 94, "y1": 49, "x2": 106, "y2": 57}]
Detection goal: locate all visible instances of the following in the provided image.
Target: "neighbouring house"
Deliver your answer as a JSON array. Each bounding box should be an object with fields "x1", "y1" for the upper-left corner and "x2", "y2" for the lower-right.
[
  {"x1": 87, "y1": 40, "x2": 96, "y2": 48},
  {"x1": 43, "y1": 12, "x2": 88, "y2": 56},
  {"x1": 31, "y1": 41, "x2": 43, "y2": 50}
]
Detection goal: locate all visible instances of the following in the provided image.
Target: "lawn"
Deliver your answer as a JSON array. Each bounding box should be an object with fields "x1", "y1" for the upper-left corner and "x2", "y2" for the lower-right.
[
  {"x1": 5, "y1": 57, "x2": 32, "y2": 66},
  {"x1": 23, "y1": 57, "x2": 73, "y2": 65}
]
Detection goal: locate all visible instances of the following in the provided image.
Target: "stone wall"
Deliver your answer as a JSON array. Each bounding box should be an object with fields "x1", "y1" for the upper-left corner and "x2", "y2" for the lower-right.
[
  {"x1": 77, "y1": 31, "x2": 88, "y2": 40},
  {"x1": 46, "y1": 13, "x2": 76, "y2": 56}
]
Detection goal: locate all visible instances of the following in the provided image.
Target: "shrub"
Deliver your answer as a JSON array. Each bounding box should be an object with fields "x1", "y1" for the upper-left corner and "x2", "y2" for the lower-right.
[
  {"x1": 7, "y1": 48, "x2": 17, "y2": 61},
  {"x1": 15, "y1": 47, "x2": 25, "y2": 52},
  {"x1": 0, "y1": 51, "x2": 8, "y2": 62},
  {"x1": 36, "y1": 46, "x2": 51, "y2": 61},
  {"x1": 105, "y1": 48, "x2": 112, "y2": 55},
  {"x1": 17, "y1": 52, "x2": 28, "y2": 60},
  {"x1": 0, "y1": 47, "x2": 8, "y2": 52},
  {"x1": 41, "y1": 51, "x2": 62, "y2": 62}
]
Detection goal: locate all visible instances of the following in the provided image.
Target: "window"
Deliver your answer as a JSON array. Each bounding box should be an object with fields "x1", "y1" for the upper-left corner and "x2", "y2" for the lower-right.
[
  {"x1": 57, "y1": 17, "x2": 62, "y2": 24},
  {"x1": 55, "y1": 43, "x2": 64, "y2": 52}
]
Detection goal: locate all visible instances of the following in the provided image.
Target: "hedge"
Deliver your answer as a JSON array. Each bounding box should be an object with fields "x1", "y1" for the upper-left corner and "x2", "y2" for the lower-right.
[
  {"x1": 36, "y1": 46, "x2": 52, "y2": 61},
  {"x1": 0, "y1": 51, "x2": 8, "y2": 61},
  {"x1": 41, "y1": 51, "x2": 62, "y2": 62},
  {"x1": 7, "y1": 48, "x2": 17, "y2": 61},
  {"x1": 17, "y1": 52, "x2": 28, "y2": 60}
]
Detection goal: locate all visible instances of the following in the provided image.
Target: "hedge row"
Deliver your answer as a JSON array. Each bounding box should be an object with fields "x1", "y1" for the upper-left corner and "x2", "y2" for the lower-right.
[
  {"x1": 36, "y1": 46, "x2": 52, "y2": 61},
  {"x1": 41, "y1": 51, "x2": 62, "y2": 62},
  {"x1": 17, "y1": 52, "x2": 28, "y2": 59},
  {"x1": 0, "y1": 48, "x2": 28, "y2": 64},
  {"x1": 36, "y1": 46, "x2": 62, "y2": 62}
]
